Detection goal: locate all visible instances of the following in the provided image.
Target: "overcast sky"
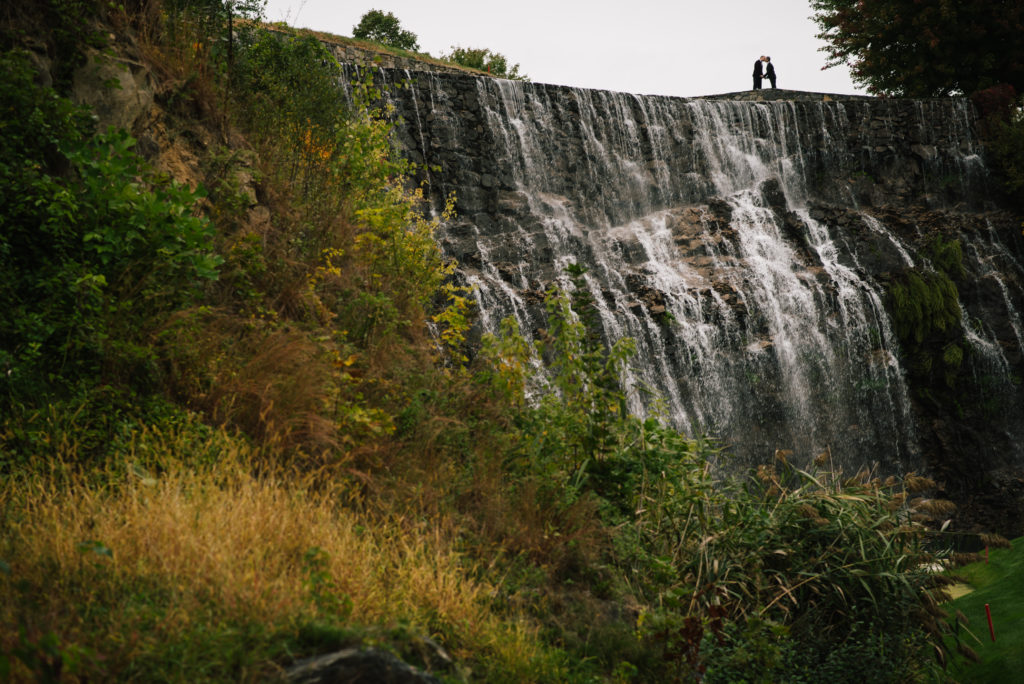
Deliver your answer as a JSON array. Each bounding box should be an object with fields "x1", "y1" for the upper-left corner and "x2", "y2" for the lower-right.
[{"x1": 260, "y1": 1, "x2": 865, "y2": 98}]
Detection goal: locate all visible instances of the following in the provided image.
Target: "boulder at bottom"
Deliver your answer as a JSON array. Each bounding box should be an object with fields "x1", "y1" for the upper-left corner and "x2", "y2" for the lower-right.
[{"x1": 285, "y1": 648, "x2": 440, "y2": 684}]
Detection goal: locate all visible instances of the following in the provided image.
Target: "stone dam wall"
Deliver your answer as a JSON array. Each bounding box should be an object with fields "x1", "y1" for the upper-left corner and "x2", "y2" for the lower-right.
[{"x1": 342, "y1": 63, "x2": 1024, "y2": 531}]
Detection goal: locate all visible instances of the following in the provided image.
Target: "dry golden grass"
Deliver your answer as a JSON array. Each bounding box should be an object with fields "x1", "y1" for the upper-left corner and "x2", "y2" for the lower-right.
[
  {"x1": 159, "y1": 310, "x2": 345, "y2": 460},
  {"x1": 0, "y1": 417, "x2": 550, "y2": 679}
]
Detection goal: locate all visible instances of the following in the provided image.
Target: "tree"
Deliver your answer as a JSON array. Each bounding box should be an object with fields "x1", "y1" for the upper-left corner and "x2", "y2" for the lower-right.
[
  {"x1": 811, "y1": 0, "x2": 1024, "y2": 96},
  {"x1": 441, "y1": 46, "x2": 527, "y2": 80},
  {"x1": 973, "y1": 85, "x2": 1024, "y2": 206},
  {"x1": 351, "y1": 9, "x2": 419, "y2": 51}
]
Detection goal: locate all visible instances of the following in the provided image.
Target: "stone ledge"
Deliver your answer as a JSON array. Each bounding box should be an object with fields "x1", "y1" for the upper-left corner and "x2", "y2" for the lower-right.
[{"x1": 704, "y1": 89, "x2": 877, "y2": 102}]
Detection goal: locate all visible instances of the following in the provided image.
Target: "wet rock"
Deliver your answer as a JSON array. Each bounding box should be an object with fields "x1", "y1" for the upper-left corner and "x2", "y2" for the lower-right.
[
  {"x1": 911, "y1": 144, "x2": 938, "y2": 162},
  {"x1": 760, "y1": 178, "x2": 787, "y2": 212}
]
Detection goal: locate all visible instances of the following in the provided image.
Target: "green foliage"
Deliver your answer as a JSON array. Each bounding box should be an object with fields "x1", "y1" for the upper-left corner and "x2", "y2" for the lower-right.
[
  {"x1": 700, "y1": 618, "x2": 799, "y2": 684},
  {"x1": 888, "y1": 237, "x2": 968, "y2": 390},
  {"x1": 478, "y1": 316, "x2": 535, "y2": 414},
  {"x1": 630, "y1": 458, "x2": 951, "y2": 681},
  {"x1": 234, "y1": 31, "x2": 450, "y2": 281},
  {"x1": 506, "y1": 265, "x2": 637, "y2": 484},
  {"x1": 232, "y1": 31, "x2": 349, "y2": 192},
  {"x1": 811, "y1": 0, "x2": 1024, "y2": 96},
  {"x1": 431, "y1": 278, "x2": 475, "y2": 367},
  {"x1": 890, "y1": 271, "x2": 960, "y2": 344},
  {"x1": 173, "y1": 0, "x2": 266, "y2": 21},
  {"x1": 0, "y1": 0, "x2": 104, "y2": 91},
  {"x1": 225, "y1": 27, "x2": 464, "y2": 456},
  {"x1": 943, "y1": 537, "x2": 1024, "y2": 681},
  {"x1": 233, "y1": 30, "x2": 450, "y2": 308},
  {"x1": 350, "y1": 182, "x2": 454, "y2": 320},
  {"x1": 441, "y1": 46, "x2": 528, "y2": 80},
  {"x1": 164, "y1": 0, "x2": 266, "y2": 71},
  {"x1": 1, "y1": 629, "x2": 94, "y2": 683},
  {"x1": 301, "y1": 547, "x2": 354, "y2": 619},
  {"x1": 352, "y1": 9, "x2": 419, "y2": 51},
  {"x1": 0, "y1": 386, "x2": 202, "y2": 475},
  {"x1": 979, "y1": 93, "x2": 1024, "y2": 205},
  {"x1": 0, "y1": 49, "x2": 221, "y2": 404},
  {"x1": 232, "y1": 30, "x2": 347, "y2": 135}
]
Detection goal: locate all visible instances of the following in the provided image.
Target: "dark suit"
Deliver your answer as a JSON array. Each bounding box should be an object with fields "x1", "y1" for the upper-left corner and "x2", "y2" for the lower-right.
[
  {"x1": 753, "y1": 60, "x2": 763, "y2": 90},
  {"x1": 765, "y1": 62, "x2": 776, "y2": 88}
]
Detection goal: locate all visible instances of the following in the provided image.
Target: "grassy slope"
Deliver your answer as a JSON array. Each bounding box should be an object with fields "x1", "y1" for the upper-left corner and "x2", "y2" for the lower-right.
[
  {"x1": 261, "y1": 22, "x2": 494, "y2": 77},
  {"x1": 944, "y1": 537, "x2": 1024, "y2": 681}
]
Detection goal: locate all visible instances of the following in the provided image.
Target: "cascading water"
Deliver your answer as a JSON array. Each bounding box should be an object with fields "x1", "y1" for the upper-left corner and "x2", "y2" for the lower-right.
[{"x1": 355, "y1": 66, "x2": 1024, "y2": 475}]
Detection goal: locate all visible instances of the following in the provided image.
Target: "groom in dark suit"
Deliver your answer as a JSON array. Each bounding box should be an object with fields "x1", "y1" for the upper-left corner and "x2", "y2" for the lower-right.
[
  {"x1": 753, "y1": 56, "x2": 764, "y2": 90},
  {"x1": 764, "y1": 56, "x2": 776, "y2": 88}
]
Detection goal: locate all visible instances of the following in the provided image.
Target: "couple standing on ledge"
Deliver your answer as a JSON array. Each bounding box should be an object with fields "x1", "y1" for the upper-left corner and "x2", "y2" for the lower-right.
[{"x1": 753, "y1": 56, "x2": 776, "y2": 89}]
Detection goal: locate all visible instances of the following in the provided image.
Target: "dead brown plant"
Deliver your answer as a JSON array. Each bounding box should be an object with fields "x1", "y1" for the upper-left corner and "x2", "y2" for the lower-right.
[{"x1": 158, "y1": 309, "x2": 339, "y2": 459}]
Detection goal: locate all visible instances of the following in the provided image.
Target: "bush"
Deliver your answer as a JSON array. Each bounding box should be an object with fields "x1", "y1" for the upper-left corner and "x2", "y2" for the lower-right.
[
  {"x1": 480, "y1": 268, "x2": 953, "y2": 680},
  {"x1": 441, "y1": 46, "x2": 527, "y2": 80},
  {"x1": 629, "y1": 457, "x2": 952, "y2": 681},
  {"x1": 352, "y1": 10, "x2": 419, "y2": 51},
  {"x1": 0, "y1": 49, "x2": 221, "y2": 405}
]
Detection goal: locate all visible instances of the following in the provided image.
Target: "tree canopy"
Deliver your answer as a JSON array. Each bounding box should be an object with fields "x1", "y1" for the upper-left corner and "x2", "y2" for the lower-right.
[
  {"x1": 811, "y1": 0, "x2": 1024, "y2": 96},
  {"x1": 352, "y1": 9, "x2": 419, "y2": 51},
  {"x1": 441, "y1": 46, "x2": 527, "y2": 80}
]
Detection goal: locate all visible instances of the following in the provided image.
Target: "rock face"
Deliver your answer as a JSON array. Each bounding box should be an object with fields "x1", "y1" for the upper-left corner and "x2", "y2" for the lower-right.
[
  {"x1": 72, "y1": 48, "x2": 154, "y2": 132},
  {"x1": 348, "y1": 67, "x2": 1024, "y2": 528}
]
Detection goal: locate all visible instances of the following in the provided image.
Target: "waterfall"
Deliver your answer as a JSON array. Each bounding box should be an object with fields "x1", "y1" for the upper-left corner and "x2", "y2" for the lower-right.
[{"x1": 364, "y1": 68, "x2": 1024, "y2": 473}]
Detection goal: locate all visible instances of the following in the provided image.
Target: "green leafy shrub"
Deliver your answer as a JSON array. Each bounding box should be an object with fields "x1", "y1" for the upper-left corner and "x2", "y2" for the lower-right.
[
  {"x1": 0, "y1": 49, "x2": 221, "y2": 404},
  {"x1": 233, "y1": 28, "x2": 460, "y2": 323},
  {"x1": 352, "y1": 10, "x2": 419, "y2": 51},
  {"x1": 232, "y1": 32, "x2": 349, "y2": 184},
  {"x1": 441, "y1": 46, "x2": 527, "y2": 80},
  {"x1": 162, "y1": 0, "x2": 265, "y2": 71},
  {"x1": 163, "y1": 27, "x2": 471, "y2": 460}
]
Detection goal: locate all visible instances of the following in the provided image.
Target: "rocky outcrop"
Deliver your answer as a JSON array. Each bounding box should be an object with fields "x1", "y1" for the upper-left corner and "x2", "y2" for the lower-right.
[{"x1": 72, "y1": 48, "x2": 154, "y2": 131}]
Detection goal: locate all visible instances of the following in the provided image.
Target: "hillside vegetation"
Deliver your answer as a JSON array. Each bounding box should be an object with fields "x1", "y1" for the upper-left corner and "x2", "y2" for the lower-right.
[{"x1": 0, "y1": 1, "x2": 1005, "y2": 681}]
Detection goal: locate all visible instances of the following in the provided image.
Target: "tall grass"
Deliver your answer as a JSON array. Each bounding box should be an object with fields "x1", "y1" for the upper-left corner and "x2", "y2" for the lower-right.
[{"x1": 0, "y1": 415, "x2": 563, "y2": 680}]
